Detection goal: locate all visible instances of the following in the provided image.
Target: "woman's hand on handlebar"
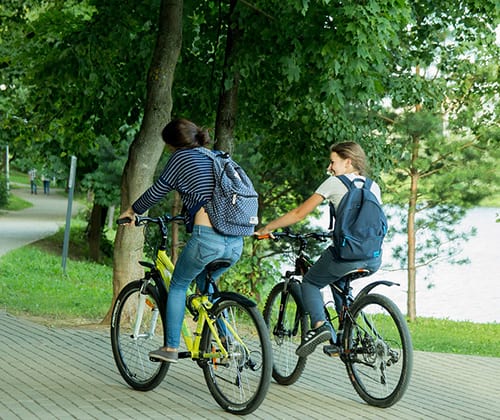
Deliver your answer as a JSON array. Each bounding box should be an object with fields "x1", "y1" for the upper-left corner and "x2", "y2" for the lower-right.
[
  {"x1": 254, "y1": 226, "x2": 275, "y2": 240},
  {"x1": 117, "y1": 208, "x2": 137, "y2": 226}
]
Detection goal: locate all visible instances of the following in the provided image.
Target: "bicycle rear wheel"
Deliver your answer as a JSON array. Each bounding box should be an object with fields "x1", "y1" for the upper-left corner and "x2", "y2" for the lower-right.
[
  {"x1": 201, "y1": 297, "x2": 272, "y2": 415},
  {"x1": 342, "y1": 293, "x2": 413, "y2": 407},
  {"x1": 110, "y1": 280, "x2": 169, "y2": 391},
  {"x1": 263, "y1": 282, "x2": 307, "y2": 385}
]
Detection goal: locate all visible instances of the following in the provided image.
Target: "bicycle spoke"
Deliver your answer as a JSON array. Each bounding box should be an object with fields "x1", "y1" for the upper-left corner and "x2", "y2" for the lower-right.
[
  {"x1": 201, "y1": 298, "x2": 271, "y2": 415},
  {"x1": 343, "y1": 293, "x2": 412, "y2": 408},
  {"x1": 263, "y1": 282, "x2": 307, "y2": 385},
  {"x1": 110, "y1": 282, "x2": 169, "y2": 391}
]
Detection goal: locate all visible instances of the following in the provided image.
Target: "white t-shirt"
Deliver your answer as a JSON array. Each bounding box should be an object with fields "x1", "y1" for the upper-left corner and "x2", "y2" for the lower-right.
[{"x1": 315, "y1": 174, "x2": 383, "y2": 212}]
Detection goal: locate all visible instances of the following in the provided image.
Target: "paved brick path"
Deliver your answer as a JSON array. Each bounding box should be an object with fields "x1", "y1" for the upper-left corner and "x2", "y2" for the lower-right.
[{"x1": 1, "y1": 311, "x2": 499, "y2": 419}]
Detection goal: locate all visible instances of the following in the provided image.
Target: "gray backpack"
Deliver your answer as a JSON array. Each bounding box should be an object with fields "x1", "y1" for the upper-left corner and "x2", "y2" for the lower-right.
[{"x1": 197, "y1": 147, "x2": 259, "y2": 236}]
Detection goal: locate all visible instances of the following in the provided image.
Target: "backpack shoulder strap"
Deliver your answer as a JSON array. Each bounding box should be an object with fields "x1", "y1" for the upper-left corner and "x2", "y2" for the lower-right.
[
  {"x1": 328, "y1": 175, "x2": 351, "y2": 230},
  {"x1": 363, "y1": 177, "x2": 373, "y2": 190},
  {"x1": 336, "y1": 174, "x2": 352, "y2": 190},
  {"x1": 195, "y1": 146, "x2": 215, "y2": 159},
  {"x1": 196, "y1": 146, "x2": 231, "y2": 161}
]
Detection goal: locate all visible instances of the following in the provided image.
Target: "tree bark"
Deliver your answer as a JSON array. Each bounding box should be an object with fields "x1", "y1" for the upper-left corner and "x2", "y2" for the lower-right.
[
  {"x1": 88, "y1": 202, "x2": 107, "y2": 262},
  {"x1": 407, "y1": 133, "x2": 419, "y2": 322},
  {"x1": 214, "y1": 0, "x2": 240, "y2": 154},
  {"x1": 102, "y1": 0, "x2": 183, "y2": 324}
]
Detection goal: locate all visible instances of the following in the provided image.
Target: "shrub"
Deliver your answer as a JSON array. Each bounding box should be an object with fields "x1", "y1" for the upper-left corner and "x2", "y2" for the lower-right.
[{"x1": 0, "y1": 176, "x2": 8, "y2": 207}]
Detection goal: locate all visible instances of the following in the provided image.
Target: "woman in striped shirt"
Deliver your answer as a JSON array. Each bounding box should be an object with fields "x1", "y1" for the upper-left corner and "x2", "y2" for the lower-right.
[{"x1": 119, "y1": 118, "x2": 244, "y2": 363}]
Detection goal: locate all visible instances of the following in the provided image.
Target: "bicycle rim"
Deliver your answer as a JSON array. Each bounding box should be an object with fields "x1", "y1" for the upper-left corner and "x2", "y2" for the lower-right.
[
  {"x1": 263, "y1": 282, "x2": 307, "y2": 385},
  {"x1": 342, "y1": 293, "x2": 413, "y2": 407},
  {"x1": 110, "y1": 281, "x2": 169, "y2": 391},
  {"x1": 201, "y1": 299, "x2": 272, "y2": 415}
]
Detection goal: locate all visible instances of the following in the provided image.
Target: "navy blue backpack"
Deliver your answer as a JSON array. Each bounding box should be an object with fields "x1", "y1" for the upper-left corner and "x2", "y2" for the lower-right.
[{"x1": 329, "y1": 175, "x2": 388, "y2": 261}]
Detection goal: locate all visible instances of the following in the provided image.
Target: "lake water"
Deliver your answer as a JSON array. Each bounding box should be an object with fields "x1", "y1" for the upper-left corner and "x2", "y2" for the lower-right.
[{"x1": 316, "y1": 207, "x2": 500, "y2": 324}]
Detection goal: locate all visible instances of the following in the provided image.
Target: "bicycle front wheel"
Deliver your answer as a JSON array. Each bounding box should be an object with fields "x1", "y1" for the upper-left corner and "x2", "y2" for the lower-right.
[
  {"x1": 263, "y1": 282, "x2": 307, "y2": 385},
  {"x1": 342, "y1": 293, "x2": 413, "y2": 407},
  {"x1": 201, "y1": 297, "x2": 272, "y2": 415},
  {"x1": 110, "y1": 280, "x2": 169, "y2": 391}
]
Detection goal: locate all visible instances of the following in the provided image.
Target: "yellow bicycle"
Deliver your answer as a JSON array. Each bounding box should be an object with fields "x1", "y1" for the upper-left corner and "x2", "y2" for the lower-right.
[{"x1": 110, "y1": 214, "x2": 272, "y2": 415}]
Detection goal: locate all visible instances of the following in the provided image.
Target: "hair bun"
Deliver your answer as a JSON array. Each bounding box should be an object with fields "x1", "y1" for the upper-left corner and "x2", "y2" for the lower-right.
[{"x1": 196, "y1": 128, "x2": 210, "y2": 146}]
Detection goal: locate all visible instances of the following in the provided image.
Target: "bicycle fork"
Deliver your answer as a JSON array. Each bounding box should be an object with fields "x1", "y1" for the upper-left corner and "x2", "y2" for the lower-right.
[{"x1": 132, "y1": 279, "x2": 160, "y2": 340}]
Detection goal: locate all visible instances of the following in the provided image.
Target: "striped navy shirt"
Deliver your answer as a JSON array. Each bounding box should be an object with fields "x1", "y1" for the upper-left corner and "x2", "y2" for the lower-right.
[{"x1": 132, "y1": 148, "x2": 214, "y2": 227}]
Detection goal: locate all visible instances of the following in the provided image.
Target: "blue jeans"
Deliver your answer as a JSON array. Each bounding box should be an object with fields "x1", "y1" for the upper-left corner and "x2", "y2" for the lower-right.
[
  {"x1": 165, "y1": 225, "x2": 243, "y2": 348},
  {"x1": 302, "y1": 246, "x2": 381, "y2": 328}
]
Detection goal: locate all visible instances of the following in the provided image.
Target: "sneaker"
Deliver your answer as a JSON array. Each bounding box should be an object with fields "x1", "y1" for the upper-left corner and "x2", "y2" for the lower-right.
[
  {"x1": 149, "y1": 348, "x2": 178, "y2": 363},
  {"x1": 296, "y1": 323, "x2": 332, "y2": 357}
]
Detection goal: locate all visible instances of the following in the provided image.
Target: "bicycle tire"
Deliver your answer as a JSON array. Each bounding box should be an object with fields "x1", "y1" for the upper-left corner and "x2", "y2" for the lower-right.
[
  {"x1": 262, "y1": 282, "x2": 307, "y2": 385},
  {"x1": 341, "y1": 293, "x2": 413, "y2": 407},
  {"x1": 110, "y1": 280, "x2": 169, "y2": 391},
  {"x1": 200, "y1": 297, "x2": 272, "y2": 415}
]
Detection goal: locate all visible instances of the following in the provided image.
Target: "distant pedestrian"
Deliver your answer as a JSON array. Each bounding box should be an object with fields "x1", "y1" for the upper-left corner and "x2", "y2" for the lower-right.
[
  {"x1": 42, "y1": 174, "x2": 50, "y2": 195},
  {"x1": 28, "y1": 169, "x2": 37, "y2": 194}
]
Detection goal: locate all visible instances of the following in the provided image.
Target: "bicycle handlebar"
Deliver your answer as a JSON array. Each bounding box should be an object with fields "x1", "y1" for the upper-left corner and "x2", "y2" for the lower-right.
[
  {"x1": 116, "y1": 214, "x2": 187, "y2": 227},
  {"x1": 255, "y1": 229, "x2": 331, "y2": 242}
]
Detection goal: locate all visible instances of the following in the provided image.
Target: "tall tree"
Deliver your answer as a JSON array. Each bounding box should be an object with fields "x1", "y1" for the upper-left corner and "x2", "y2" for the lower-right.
[
  {"x1": 214, "y1": 0, "x2": 240, "y2": 155},
  {"x1": 107, "y1": 0, "x2": 183, "y2": 322},
  {"x1": 382, "y1": 0, "x2": 499, "y2": 321}
]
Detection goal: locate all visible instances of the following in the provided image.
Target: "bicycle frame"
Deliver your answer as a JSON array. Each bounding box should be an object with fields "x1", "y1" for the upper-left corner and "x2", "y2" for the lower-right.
[
  {"x1": 260, "y1": 229, "x2": 412, "y2": 407},
  {"x1": 136, "y1": 247, "x2": 250, "y2": 362},
  {"x1": 113, "y1": 214, "x2": 273, "y2": 414},
  {"x1": 326, "y1": 273, "x2": 400, "y2": 337}
]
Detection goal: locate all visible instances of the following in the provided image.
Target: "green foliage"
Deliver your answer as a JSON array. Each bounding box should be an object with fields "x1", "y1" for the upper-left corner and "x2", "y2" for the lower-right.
[
  {"x1": 0, "y1": 0, "x2": 159, "y2": 194},
  {"x1": 0, "y1": 176, "x2": 7, "y2": 206},
  {"x1": 1, "y1": 0, "x2": 499, "y2": 312},
  {"x1": 177, "y1": 0, "x2": 413, "y2": 219},
  {"x1": 383, "y1": 108, "x2": 497, "y2": 276},
  {"x1": 80, "y1": 131, "x2": 134, "y2": 207}
]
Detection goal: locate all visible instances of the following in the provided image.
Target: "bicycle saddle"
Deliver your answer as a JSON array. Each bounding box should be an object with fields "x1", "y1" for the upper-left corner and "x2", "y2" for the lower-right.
[
  {"x1": 205, "y1": 259, "x2": 231, "y2": 275},
  {"x1": 340, "y1": 269, "x2": 372, "y2": 282}
]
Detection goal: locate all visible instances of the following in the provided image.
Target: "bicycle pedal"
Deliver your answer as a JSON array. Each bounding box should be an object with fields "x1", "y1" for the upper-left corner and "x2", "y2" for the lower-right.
[{"x1": 323, "y1": 344, "x2": 340, "y2": 357}]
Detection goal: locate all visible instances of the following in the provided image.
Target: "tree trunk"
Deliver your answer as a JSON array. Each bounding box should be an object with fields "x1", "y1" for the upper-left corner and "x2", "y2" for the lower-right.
[
  {"x1": 88, "y1": 202, "x2": 108, "y2": 262},
  {"x1": 102, "y1": 0, "x2": 183, "y2": 325},
  {"x1": 214, "y1": 0, "x2": 240, "y2": 154},
  {"x1": 407, "y1": 133, "x2": 420, "y2": 322},
  {"x1": 170, "y1": 192, "x2": 183, "y2": 264}
]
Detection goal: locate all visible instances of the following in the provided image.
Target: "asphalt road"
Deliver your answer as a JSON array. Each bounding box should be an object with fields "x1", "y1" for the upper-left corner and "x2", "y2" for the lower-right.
[{"x1": 0, "y1": 186, "x2": 80, "y2": 256}]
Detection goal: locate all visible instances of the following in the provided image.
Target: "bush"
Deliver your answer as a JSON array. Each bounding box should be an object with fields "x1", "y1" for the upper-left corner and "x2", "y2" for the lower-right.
[{"x1": 0, "y1": 176, "x2": 8, "y2": 207}]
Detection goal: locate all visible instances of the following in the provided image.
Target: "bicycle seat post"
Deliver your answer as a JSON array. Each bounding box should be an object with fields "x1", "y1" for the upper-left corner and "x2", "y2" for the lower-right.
[{"x1": 202, "y1": 259, "x2": 232, "y2": 295}]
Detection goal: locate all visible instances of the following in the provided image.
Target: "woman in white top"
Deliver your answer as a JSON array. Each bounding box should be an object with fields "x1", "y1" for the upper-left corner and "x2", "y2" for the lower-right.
[{"x1": 255, "y1": 142, "x2": 383, "y2": 357}]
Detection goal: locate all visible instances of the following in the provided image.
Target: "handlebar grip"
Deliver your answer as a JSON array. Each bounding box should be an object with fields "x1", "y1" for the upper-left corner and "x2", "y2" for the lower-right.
[
  {"x1": 116, "y1": 217, "x2": 133, "y2": 225},
  {"x1": 255, "y1": 234, "x2": 271, "y2": 240}
]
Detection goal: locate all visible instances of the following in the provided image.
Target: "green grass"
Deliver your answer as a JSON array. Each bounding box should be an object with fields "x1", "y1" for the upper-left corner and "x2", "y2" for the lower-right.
[
  {"x1": 2, "y1": 189, "x2": 33, "y2": 211},
  {"x1": 8, "y1": 168, "x2": 30, "y2": 185},
  {"x1": 408, "y1": 317, "x2": 499, "y2": 357},
  {"x1": 0, "y1": 221, "x2": 498, "y2": 356},
  {"x1": 0, "y1": 245, "x2": 112, "y2": 324}
]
